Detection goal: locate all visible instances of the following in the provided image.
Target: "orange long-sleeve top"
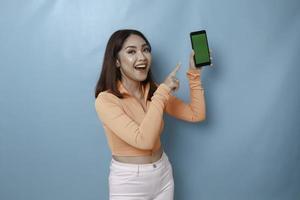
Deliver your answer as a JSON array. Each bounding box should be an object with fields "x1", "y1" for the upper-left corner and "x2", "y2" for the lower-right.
[{"x1": 95, "y1": 69, "x2": 205, "y2": 156}]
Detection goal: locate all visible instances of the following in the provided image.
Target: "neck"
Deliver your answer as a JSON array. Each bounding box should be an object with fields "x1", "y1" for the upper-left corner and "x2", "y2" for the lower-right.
[{"x1": 121, "y1": 78, "x2": 143, "y2": 99}]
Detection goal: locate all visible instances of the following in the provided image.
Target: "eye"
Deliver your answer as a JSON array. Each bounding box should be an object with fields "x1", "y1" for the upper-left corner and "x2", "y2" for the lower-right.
[
  {"x1": 127, "y1": 50, "x2": 136, "y2": 54},
  {"x1": 143, "y1": 47, "x2": 150, "y2": 52}
]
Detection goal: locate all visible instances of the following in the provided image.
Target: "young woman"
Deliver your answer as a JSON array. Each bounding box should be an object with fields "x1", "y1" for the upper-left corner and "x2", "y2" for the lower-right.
[{"x1": 94, "y1": 29, "x2": 206, "y2": 200}]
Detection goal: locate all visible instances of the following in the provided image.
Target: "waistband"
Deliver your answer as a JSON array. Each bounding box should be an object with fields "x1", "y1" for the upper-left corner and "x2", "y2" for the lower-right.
[
  {"x1": 110, "y1": 152, "x2": 169, "y2": 172},
  {"x1": 112, "y1": 147, "x2": 163, "y2": 164}
]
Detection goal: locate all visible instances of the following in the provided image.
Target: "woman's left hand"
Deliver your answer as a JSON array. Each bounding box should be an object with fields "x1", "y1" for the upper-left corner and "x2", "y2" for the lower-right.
[
  {"x1": 189, "y1": 49, "x2": 213, "y2": 71},
  {"x1": 189, "y1": 50, "x2": 198, "y2": 70}
]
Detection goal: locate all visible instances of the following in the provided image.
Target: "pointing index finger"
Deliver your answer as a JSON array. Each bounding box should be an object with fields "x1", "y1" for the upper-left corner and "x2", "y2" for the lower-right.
[{"x1": 171, "y1": 62, "x2": 181, "y2": 75}]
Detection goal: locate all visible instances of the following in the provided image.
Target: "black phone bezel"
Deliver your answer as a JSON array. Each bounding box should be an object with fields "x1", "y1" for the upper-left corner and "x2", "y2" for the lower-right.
[{"x1": 190, "y1": 30, "x2": 211, "y2": 68}]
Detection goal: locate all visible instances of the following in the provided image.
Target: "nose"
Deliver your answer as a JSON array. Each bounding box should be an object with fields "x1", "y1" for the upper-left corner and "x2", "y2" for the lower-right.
[{"x1": 137, "y1": 50, "x2": 147, "y2": 61}]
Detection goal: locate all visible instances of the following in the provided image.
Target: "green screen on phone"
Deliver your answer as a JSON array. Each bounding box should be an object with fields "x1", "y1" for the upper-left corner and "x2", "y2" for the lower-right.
[{"x1": 191, "y1": 33, "x2": 210, "y2": 64}]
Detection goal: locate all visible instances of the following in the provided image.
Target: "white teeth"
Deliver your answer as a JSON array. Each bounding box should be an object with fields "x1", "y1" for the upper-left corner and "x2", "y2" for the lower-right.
[
  {"x1": 135, "y1": 64, "x2": 147, "y2": 69},
  {"x1": 135, "y1": 65, "x2": 146, "y2": 68}
]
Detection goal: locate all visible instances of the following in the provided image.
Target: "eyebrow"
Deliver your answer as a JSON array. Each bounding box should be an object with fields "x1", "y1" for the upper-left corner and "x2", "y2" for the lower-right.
[{"x1": 125, "y1": 44, "x2": 149, "y2": 49}]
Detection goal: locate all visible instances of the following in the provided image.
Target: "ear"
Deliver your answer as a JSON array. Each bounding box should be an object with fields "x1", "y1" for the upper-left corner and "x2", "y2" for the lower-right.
[{"x1": 116, "y1": 59, "x2": 120, "y2": 67}]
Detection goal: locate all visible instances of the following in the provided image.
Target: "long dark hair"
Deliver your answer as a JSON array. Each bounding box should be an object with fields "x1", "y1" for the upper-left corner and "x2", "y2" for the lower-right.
[{"x1": 94, "y1": 29, "x2": 158, "y2": 99}]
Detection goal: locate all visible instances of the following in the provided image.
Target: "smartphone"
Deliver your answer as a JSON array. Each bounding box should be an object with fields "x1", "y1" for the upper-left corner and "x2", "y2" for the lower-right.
[{"x1": 190, "y1": 30, "x2": 211, "y2": 68}]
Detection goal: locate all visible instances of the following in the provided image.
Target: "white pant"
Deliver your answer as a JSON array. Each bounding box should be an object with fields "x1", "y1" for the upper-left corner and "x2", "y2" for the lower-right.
[{"x1": 109, "y1": 152, "x2": 174, "y2": 200}]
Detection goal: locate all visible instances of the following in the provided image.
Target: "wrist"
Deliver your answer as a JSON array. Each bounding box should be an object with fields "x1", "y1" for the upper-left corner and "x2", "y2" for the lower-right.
[
  {"x1": 160, "y1": 83, "x2": 172, "y2": 93},
  {"x1": 188, "y1": 68, "x2": 201, "y2": 73}
]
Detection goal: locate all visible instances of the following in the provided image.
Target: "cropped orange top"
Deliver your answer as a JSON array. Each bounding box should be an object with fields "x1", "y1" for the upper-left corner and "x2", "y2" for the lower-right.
[{"x1": 95, "y1": 69, "x2": 205, "y2": 156}]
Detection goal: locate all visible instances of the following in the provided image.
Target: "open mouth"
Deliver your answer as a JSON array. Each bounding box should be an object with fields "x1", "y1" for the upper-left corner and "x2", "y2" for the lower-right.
[{"x1": 134, "y1": 64, "x2": 147, "y2": 71}]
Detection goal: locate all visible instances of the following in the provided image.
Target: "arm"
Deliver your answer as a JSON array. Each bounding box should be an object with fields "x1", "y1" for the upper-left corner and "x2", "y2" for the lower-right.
[
  {"x1": 95, "y1": 83, "x2": 171, "y2": 150},
  {"x1": 165, "y1": 69, "x2": 206, "y2": 122}
]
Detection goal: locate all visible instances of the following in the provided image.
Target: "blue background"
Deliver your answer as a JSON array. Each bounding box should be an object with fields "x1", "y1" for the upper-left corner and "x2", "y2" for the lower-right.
[{"x1": 1, "y1": 0, "x2": 300, "y2": 199}]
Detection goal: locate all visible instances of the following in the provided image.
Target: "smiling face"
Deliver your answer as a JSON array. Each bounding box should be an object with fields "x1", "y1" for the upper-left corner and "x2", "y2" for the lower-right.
[{"x1": 116, "y1": 34, "x2": 152, "y2": 82}]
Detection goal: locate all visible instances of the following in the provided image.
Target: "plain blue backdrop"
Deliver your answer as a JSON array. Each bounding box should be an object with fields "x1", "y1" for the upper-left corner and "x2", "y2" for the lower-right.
[{"x1": 1, "y1": 0, "x2": 300, "y2": 199}]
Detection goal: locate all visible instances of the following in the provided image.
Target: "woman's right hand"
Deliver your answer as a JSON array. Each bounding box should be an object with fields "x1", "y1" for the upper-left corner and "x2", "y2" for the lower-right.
[{"x1": 163, "y1": 63, "x2": 181, "y2": 92}]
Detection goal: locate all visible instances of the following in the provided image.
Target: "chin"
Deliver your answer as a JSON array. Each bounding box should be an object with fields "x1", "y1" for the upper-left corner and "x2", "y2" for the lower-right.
[
  {"x1": 135, "y1": 72, "x2": 149, "y2": 81},
  {"x1": 137, "y1": 76, "x2": 147, "y2": 82}
]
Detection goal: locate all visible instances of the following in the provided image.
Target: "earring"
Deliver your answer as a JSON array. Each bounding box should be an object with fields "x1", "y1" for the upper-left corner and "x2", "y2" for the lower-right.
[{"x1": 116, "y1": 60, "x2": 120, "y2": 67}]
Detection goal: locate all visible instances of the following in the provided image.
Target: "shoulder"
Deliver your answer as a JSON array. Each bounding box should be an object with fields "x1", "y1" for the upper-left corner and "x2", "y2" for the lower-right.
[{"x1": 95, "y1": 91, "x2": 120, "y2": 107}]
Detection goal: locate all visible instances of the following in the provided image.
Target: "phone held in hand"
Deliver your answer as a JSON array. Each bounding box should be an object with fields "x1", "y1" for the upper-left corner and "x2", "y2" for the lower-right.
[{"x1": 190, "y1": 30, "x2": 211, "y2": 68}]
